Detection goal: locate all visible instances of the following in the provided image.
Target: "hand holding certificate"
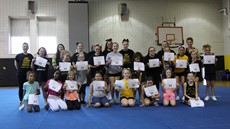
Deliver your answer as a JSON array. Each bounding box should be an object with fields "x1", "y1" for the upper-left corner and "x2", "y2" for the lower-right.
[
  {"x1": 28, "y1": 94, "x2": 40, "y2": 105},
  {"x1": 164, "y1": 52, "x2": 174, "y2": 61},
  {"x1": 189, "y1": 63, "x2": 200, "y2": 72},
  {"x1": 128, "y1": 79, "x2": 139, "y2": 88},
  {"x1": 134, "y1": 62, "x2": 145, "y2": 71},
  {"x1": 76, "y1": 61, "x2": 88, "y2": 71},
  {"x1": 93, "y1": 81, "x2": 105, "y2": 91},
  {"x1": 34, "y1": 57, "x2": 48, "y2": 68},
  {"x1": 164, "y1": 78, "x2": 176, "y2": 89},
  {"x1": 190, "y1": 99, "x2": 205, "y2": 108},
  {"x1": 111, "y1": 56, "x2": 123, "y2": 65},
  {"x1": 93, "y1": 56, "x2": 105, "y2": 65},
  {"x1": 203, "y1": 55, "x2": 215, "y2": 64},
  {"x1": 65, "y1": 80, "x2": 78, "y2": 90},
  {"x1": 115, "y1": 80, "x2": 125, "y2": 90},
  {"x1": 144, "y1": 85, "x2": 158, "y2": 97},
  {"x1": 176, "y1": 59, "x2": 187, "y2": 68},
  {"x1": 59, "y1": 62, "x2": 71, "y2": 71},
  {"x1": 149, "y1": 59, "x2": 160, "y2": 68},
  {"x1": 49, "y1": 79, "x2": 62, "y2": 92}
]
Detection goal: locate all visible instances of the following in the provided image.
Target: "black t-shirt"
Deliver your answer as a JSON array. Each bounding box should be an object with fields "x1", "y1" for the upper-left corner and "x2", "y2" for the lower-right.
[
  {"x1": 201, "y1": 54, "x2": 216, "y2": 74},
  {"x1": 33, "y1": 57, "x2": 50, "y2": 82},
  {"x1": 144, "y1": 54, "x2": 162, "y2": 76},
  {"x1": 15, "y1": 53, "x2": 34, "y2": 76},
  {"x1": 71, "y1": 51, "x2": 88, "y2": 63},
  {"x1": 102, "y1": 49, "x2": 112, "y2": 59},
  {"x1": 188, "y1": 59, "x2": 202, "y2": 77},
  {"x1": 157, "y1": 49, "x2": 176, "y2": 60},
  {"x1": 88, "y1": 54, "x2": 105, "y2": 77},
  {"x1": 119, "y1": 49, "x2": 134, "y2": 68}
]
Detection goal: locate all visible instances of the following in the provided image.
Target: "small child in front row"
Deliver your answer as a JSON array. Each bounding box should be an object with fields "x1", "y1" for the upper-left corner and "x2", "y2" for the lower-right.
[
  {"x1": 44, "y1": 70, "x2": 67, "y2": 111},
  {"x1": 63, "y1": 71, "x2": 81, "y2": 110},
  {"x1": 162, "y1": 69, "x2": 178, "y2": 106},
  {"x1": 116, "y1": 68, "x2": 136, "y2": 107},
  {"x1": 19, "y1": 71, "x2": 40, "y2": 112},
  {"x1": 141, "y1": 77, "x2": 160, "y2": 107},
  {"x1": 183, "y1": 72, "x2": 200, "y2": 105},
  {"x1": 87, "y1": 72, "x2": 110, "y2": 108}
]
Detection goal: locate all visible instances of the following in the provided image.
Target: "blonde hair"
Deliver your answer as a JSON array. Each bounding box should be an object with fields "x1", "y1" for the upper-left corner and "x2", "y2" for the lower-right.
[
  {"x1": 60, "y1": 50, "x2": 71, "y2": 60},
  {"x1": 202, "y1": 44, "x2": 211, "y2": 50}
]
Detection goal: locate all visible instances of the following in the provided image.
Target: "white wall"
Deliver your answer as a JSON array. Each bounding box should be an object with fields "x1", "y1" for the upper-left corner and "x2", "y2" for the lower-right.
[
  {"x1": 0, "y1": 0, "x2": 224, "y2": 58},
  {"x1": 89, "y1": 0, "x2": 224, "y2": 55}
]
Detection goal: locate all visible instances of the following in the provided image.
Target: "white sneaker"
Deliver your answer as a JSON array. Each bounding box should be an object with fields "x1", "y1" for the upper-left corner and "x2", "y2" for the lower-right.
[
  {"x1": 176, "y1": 96, "x2": 180, "y2": 100},
  {"x1": 19, "y1": 104, "x2": 25, "y2": 111},
  {"x1": 212, "y1": 96, "x2": 217, "y2": 101},
  {"x1": 204, "y1": 96, "x2": 209, "y2": 101}
]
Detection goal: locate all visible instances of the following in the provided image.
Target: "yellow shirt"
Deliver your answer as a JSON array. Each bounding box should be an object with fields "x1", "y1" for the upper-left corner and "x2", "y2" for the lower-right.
[
  {"x1": 120, "y1": 79, "x2": 134, "y2": 98},
  {"x1": 174, "y1": 55, "x2": 188, "y2": 73}
]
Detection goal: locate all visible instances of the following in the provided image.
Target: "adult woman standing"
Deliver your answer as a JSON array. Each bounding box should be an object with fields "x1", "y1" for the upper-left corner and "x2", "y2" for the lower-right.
[
  {"x1": 14, "y1": 42, "x2": 34, "y2": 107},
  {"x1": 185, "y1": 37, "x2": 200, "y2": 60}
]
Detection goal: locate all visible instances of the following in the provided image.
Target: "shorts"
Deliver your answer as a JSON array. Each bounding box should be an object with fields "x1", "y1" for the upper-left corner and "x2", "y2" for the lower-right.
[
  {"x1": 174, "y1": 71, "x2": 186, "y2": 77},
  {"x1": 163, "y1": 91, "x2": 175, "y2": 101},
  {"x1": 120, "y1": 97, "x2": 134, "y2": 101},
  {"x1": 108, "y1": 72, "x2": 121, "y2": 77},
  {"x1": 205, "y1": 73, "x2": 216, "y2": 81},
  {"x1": 92, "y1": 96, "x2": 109, "y2": 105}
]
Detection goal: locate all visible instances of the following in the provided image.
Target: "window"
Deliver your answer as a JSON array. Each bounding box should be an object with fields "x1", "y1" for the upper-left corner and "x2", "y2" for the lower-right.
[
  {"x1": 10, "y1": 18, "x2": 30, "y2": 54},
  {"x1": 38, "y1": 17, "x2": 57, "y2": 54}
]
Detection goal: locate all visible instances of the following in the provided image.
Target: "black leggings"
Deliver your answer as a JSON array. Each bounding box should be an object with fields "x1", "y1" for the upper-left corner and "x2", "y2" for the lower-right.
[
  {"x1": 17, "y1": 74, "x2": 27, "y2": 101},
  {"x1": 66, "y1": 100, "x2": 81, "y2": 110},
  {"x1": 79, "y1": 84, "x2": 87, "y2": 95}
]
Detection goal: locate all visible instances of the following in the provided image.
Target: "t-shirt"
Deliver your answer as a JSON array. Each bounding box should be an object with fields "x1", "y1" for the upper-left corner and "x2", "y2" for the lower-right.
[
  {"x1": 34, "y1": 57, "x2": 49, "y2": 82},
  {"x1": 47, "y1": 79, "x2": 63, "y2": 96},
  {"x1": 23, "y1": 81, "x2": 40, "y2": 101},
  {"x1": 71, "y1": 51, "x2": 88, "y2": 63},
  {"x1": 174, "y1": 55, "x2": 189, "y2": 73},
  {"x1": 119, "y1": 49, "x2": 134, "y2": 68},
  {"x1": 88, "y1": 54, "x2": 105, "y2": 76},
  {"x1": 15, "y1": 53, "x2": 33, "y2": 75},
  {"x1": 106, "y1": 52, "x2": 123, "y2": 74},
  {"x1": 144, "y1": 54, "x2": 162, "y2": 76},
  {"x1": 201, "y1": 54, "x2": 216, "y2": 74},
  {"x1": 157, "y1": 49, "x2": 176, "y2": 60},
  {"x1": 65, "y1": 80, "x2": 78, "y2": 101},
  {"x1": 185, "y1": 82, "x2": 196, "y2": 101},
  {"x1": 92, "y1": 81, "x2": 107, "y2": 98},
  {"x1": 120, "y1": 80, "x2": 134, "y2": 98}
]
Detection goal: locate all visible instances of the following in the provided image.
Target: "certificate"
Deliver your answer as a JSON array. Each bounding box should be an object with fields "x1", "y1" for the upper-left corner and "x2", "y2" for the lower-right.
[
  {"x1": 28, "y1": 94, "x2": 40, "y2": 105},
  {"x1": 175, "y1": 59, "x2": 187, "y2": 68},
  {"x1": 164, "y1": 52, "x2": 174, "y2": 61},
  {"x1": 134, "y1": 62, "x2": 145, "y2": 71},
  {"x1": 76, "y1": 61, "x2": 88, "y2": 71},
  {"x1": 49, "y1": 79, "x2": 62, "y2": 92},
  {"x1": 128, "y1": 79, "x2": 139, "y2": 88},
  {"x1": 189, "y1": 63, "x2": 200, "y2": 72},
  {"x1": 59, "y1": 62, "x2": 71, "y2": 71},
  {"x1": 65, "y1": 80, "x2": 78, "y2": 90},
  {"x1": 164, "y1": 78, "x2": 176, "y2": 89},
  {"x1": 93, "y1": 81, "x2": 105, "y2": 91},
  {"x1": 149, "y1": 59, "x2": 160, "y2": 68},
  {"x1": 34, "y1": 57, "x2": 47, "y2": 68},
  {"x1": 203, "y1": 55, "x2": 215, "y2": 64},
  {"x1": 144, "y1": 85, "x2": 158, "y2": 97},
  {"x1": 93, "y1": 56, "x2": 105, "y2": 65},
  {"x1": 190, "y1": 100, "x2": 205, "y2": 108},
  {"x1": 115, "y1": 80, "x2": 125, "y2": 90},
  {"x1": 111, "y1": 56, "x2": 123, "y2": 65}
]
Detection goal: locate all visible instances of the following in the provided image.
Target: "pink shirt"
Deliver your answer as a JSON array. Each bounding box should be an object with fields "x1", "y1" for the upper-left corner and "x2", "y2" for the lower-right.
[{"x1": 47, "y1": 79, "x2": 63, "y2": 96}]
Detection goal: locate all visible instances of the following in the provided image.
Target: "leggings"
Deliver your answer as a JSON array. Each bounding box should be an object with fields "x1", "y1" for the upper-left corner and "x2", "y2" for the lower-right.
[
  {"x1": 17, "y1": 74, "x2": 27, "y2": 101},
  {"x1": 66, "y1": 100, "x2": 81, "y2": 110},
  {"x1": 47, "y1": 95, "x2": 67, "y2": 111}
]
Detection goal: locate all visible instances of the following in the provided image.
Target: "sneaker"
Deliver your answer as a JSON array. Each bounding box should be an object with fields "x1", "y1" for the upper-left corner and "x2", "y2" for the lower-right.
[
  {"x1": 115, "y1": 99, "x2": 120, "y2": 104},
  {"x1": 110, "y1": 99, "x2": 114, "y2": 104},
  {"x1": 19, "y1": 104, "x2": 25, "y2": 111},
  {"x1": 204, "y1": 96, "x2": 209, "y2": 101},
  {"x1": 212, "y1": 96, "x2": 217, "y2": 101},
  {"x1": 176, "y1": 96, "x2": 180, "y2": 100}
]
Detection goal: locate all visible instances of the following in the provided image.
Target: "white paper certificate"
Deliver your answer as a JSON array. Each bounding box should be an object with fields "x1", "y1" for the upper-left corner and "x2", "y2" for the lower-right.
[
  {"x1": 176, "y1": 59, "x2": 187, "y2": 68},
  {"x1": 76, "y1": 61, "x2": 88, "y2": 71},
  {"x1": 164, "y1": 78, "x2": 176, "y2": 89},
  {"x1": 190, "y1": 100, "x2": 205, "y2": 108},
  {"x1": 144, "y1": 85, "x2": 158, "y2": 97},
  {"x1": 149, "y1": 59, "x2": 160, "y2": 68},
  {"x1": 111, "y1": 56, "x2": 123, "y2": 65},
  {"x1": 93, "y1": 56, "x2": 105, "y2": 65},
  {"x1": 59, "y1": 62, "x2": 71, "y2": 71},
  {"x1": 49, "y1": 79, "x2": 62, "y2": 92},
  {"x1": 203, "y1": 55, "x2": 215, "y2": 64},
  {"x1": 28, "y1": 94, "x2": 40, "y2": 105},
  {"x1": 115, "y1": 80, "x2": 125, "y2": 90},
  {"x1": 134, "y1": 62, "x2": 145, "y2": 71},
  {"x1": 164, "y1": 52, "x2": 174, "y2": 61},
  {"x1": 34, "y1": 57, "x2": 47, "y2": 68},
  {"x1": 93, "y1": 81, "x2": 105, "y2": 91},
  {"x1": 128, "y1": 79, "x2": 139, "y2": 88},
  {"x1": 189, "y1": 63, "x2": 200, "y2": 72},
  {"x1": 65, "y1": 80, "x2": 78, "y2": 90}
]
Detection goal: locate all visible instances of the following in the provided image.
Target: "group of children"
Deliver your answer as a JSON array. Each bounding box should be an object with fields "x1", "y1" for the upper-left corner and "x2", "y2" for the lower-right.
[{"x1": 17, "y1": 37, "x2": 217, "y2": 112}]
